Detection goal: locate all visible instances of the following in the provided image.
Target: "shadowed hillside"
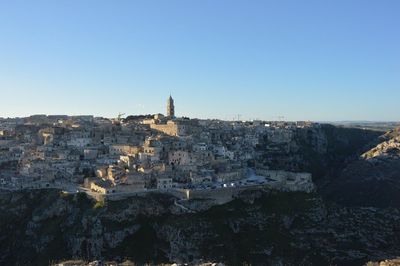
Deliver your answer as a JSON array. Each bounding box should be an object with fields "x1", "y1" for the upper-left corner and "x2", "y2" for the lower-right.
[{"x1": 1, "y1": 189, "x2": 400, "y2": 265}]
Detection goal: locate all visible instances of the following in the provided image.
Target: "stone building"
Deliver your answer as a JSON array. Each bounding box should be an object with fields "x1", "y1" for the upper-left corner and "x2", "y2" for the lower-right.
[
  {"x1": 167, "y1": 95, "x2": 175, "y2": 118},
  {"x1": 150, "y1": 120, "x2": 187, "y2": 137}
]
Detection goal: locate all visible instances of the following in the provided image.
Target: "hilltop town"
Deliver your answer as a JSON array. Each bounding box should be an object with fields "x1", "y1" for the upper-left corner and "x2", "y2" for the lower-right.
[
  {"x1": 2, "y1": 98, "x2": 399, "y2": 265},
  {"x1": 0, "y1": 96, "x2": 314, "y2": 203}
]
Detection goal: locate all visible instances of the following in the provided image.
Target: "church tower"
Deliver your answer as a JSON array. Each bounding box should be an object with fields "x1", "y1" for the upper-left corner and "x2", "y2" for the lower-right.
[{"x1": 167, "y1": 95, "x2": 175, "y2": 118}]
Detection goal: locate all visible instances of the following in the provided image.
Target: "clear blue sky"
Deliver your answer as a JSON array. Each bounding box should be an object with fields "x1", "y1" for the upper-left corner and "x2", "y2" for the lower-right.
[{"x1": 0, "y1": 0, "x2": 399, "y2": 121}]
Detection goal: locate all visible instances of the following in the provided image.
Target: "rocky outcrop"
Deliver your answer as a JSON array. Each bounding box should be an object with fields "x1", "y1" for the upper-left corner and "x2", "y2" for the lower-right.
[
  {"x1": 362, "y1": 136, "x2": 400, "y2": 160},
  {"x1": 0, "y1": 190, "x2": 174, "y2": 265},
  {"x1": 366, "y1": 258, "x2": 400, "y2": 266},
  {"x1": 322, "y1": 128, "x2": 400, "y2": 208},
  {"x1": 1, "y1": 189, "x2": 400, "y2": 266},
  {"x1": 257, "y1": 124, "x2": 382, "y2": 180}
]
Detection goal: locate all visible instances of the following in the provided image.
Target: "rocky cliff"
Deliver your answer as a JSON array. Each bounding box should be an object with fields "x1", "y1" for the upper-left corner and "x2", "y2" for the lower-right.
[
  {"x1": 1, "y1": 189, "x2": 400, "y2": 266},
  {"x1": 257, "y1": 124, "x2": 382, "y2": 181},
  {"x1": 323, "y1": 127, "x2": 400, "y2": 208}
]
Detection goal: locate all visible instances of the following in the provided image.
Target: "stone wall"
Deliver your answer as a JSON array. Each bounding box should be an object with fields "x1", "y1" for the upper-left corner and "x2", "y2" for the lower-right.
[{"x1": 255, "y1": 169, "x2": 315, "y2": 193}]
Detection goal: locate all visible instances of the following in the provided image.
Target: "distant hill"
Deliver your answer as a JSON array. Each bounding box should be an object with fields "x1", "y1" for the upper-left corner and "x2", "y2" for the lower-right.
[{"x1": 329, "y1": 121, "x2": 400, "y2": 132}]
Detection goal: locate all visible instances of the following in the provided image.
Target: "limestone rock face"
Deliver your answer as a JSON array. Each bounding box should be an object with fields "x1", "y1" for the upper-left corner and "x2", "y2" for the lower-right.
[
  {"x1": 1, "y1": 189, "x2": 400, "y2": 266},
  {"x1": 0, "y1": 190, "x2": 175, "y2": 265},
  {"x1": 366, "y1": 258, "x2": 400, "y2": 266},
  {"x1": 362, "y1": 136, "x2": 400, "y2": 160},
  {"x1": 257, "y1": 124, "x2": 381, "y2": 179},
  {"x1": 323, "y1": 128, "x2": 400, "y2": 208}
]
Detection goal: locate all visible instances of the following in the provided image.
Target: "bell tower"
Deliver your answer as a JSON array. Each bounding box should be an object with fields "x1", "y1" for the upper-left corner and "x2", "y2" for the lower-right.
[{"x1": 167, "y1": 95, "x2": 175, "y2": 118}]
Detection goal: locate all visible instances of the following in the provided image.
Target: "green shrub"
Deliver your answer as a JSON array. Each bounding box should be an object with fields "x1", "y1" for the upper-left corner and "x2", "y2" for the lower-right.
[{"x1": 93, "y1": 199, "x2": 105, "y2": 209}]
